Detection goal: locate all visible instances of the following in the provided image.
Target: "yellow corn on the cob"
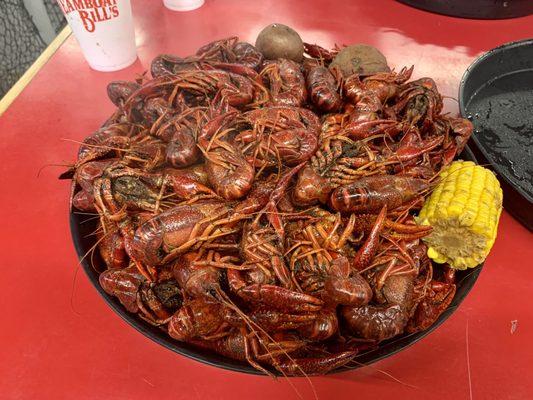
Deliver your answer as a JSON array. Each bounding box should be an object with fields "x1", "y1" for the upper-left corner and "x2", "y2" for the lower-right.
[{"x1": 416, "y1": 161, "x2": 503, "y2": 270}]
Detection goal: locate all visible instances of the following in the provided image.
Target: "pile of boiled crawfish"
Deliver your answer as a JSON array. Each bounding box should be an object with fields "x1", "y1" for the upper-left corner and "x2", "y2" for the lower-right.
[{"x1": 64, "y1": 36, "x2": 473, "y2": 376}]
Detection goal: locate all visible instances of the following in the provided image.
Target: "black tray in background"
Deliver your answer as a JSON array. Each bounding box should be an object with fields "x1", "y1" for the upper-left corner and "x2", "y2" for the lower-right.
[
  {"x1": 397, "y1": 0, "x2": 533, "y2": 19},
  {"x1": 459, "y1": 38, "x2": 533, "y2": 231},
  {"x1": 70, "y1": 147, "x2": 482, "y2": 376}
]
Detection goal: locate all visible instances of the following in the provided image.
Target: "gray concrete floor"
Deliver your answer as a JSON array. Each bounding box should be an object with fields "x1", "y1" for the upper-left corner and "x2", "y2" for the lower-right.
[{"x1": 0, "y1": 0, "x2": 66, "y2": 97}]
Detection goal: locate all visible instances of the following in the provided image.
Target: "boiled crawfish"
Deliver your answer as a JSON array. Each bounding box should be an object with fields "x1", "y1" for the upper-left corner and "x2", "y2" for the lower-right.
[{"x1": 63, "y1": 36, "x2": 470, "y2": 377}]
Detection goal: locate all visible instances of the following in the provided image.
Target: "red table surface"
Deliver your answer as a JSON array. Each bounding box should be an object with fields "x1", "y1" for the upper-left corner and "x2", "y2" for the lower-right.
[{"x1": 1, "y1": 1, "x2": 532, "y2": 399}]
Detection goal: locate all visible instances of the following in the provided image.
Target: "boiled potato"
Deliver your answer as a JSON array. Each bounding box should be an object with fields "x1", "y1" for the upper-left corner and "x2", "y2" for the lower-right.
[{"x1": 255, "y1": 23, "x2": 304, "y2": 62}]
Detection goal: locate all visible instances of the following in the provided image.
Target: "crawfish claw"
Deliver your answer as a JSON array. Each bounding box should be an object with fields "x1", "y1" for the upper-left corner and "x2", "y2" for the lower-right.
[
  {"x1": 239, "y1": 284, "x2": 324, "y2": 312},
  {"x1": 274, "y1": 351, "x2": 357, "y2": 376}
]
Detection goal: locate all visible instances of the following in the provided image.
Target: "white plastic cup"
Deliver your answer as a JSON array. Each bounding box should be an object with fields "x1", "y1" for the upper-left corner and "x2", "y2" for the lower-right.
[
  {"x1": 163, "y1": 0, "x2": 204, "y2": 11},
  {"x1": 56, "y1": 0, "x2": 137, "y2": 71}
]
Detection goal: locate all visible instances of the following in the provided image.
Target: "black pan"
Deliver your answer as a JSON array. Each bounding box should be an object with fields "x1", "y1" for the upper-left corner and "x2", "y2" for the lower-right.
[
  {"x1": 397, "y1": 0, "x2": 533, "y2": 19},
  {"x1": 70, "y1": 147, "x2": 482, "y2": 375},
  {"x1": 459, "y1": 38, "x2": 533, "y2": 231}
]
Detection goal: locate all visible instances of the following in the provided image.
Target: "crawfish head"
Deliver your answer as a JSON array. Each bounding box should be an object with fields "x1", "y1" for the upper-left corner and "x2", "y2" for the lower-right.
[
  {"x1": 168, "y1": 298, "x2": 231, "y2": 341},
  {"x1": 237, "y1": 121, "x2": 318, "y2": 168},
  {"x1": 341, "y1": 303, "x2": 409, "y2": 341},
  {"x1": 305, "y1": 65, "x2": 342, "y2": 112},
  {"x1": 166, "y1": 129, "x2": 201, "y2": 168},
  {"x1": 150, "y1": 54, "x2": 197, "y2": 78},
  {"x1": 67, "y1": 159, "x2": 117, "y2": 212},
  {"x1": 355, "y1": 66, "x2": 414, "y2": 104},
  {"x1": 232, "y1": 42, "x2": 263, "y2": 70},
  {"x1": 205, "y1": 146, "x2": 255, "y2": 200},
  {"x1": 172, "y1": 253, "x2": 225, "y2": 299},
  {"x1": 261, "y1": 59, "x2": 307, "y2": 107},
  {"x1": 303, "y1": 42, "x2": 338, "y2": 63},
  {"x1": 107, "y1": 80, "x2": 141, "y2": 107},
  {"x1": 373, "y1": 273, "x2": 415, "y2": 307},
  {"x1": 97, "y1": 227, "x2": 128, "y2": 270},
  {"x1": 285, "y1": 211, "x2": 356, "y2": 298},
  {"x1": 196, "y1": 36, "x2": 239, "y2": 61},
  {"x1": 153, "y1": 280, "x2": 183, "y2": 310},
  {"x1": 407, "y1": 281, "x2": 456, "y2": 333},
  {"x1": 124, "y1": 137, "x2": 168, "y2": 171},
  {"x1": 300, "y1": 308, "x2": 339, "y2": 341},
  {"x1": 131, "y1": 201, "x2": 232, "y2": 266},
  {"x1": 239, "y1": 210, "x2": 297, "y2": 289},
  {"x1": 75, "y1": 123, "x2": 136, "y2": 167},
  {"x1": 329, "y1": 175, "x2": 430, "y2": 213},
  {"x1": 324, "y1": 269, "x2": 373, "y2": 307},
  {"x1": 397, "y1": 77, "x2": 443, "y2": 127},
  {"x1": 113, "y1": 174, "x2": 158, "y2": 201},
  {"x1": 99, "y1": 266, "x2": 145, "y2": 313},
  {"x1": 292, "y1": 138, "x2": 363, "y2": 206},
  {"x1": 97, "y1": 163, "x2": 164, "y2": 212},
  {"x1": 449, "y1": 117, "x2": 474, "y2": 154},
  {"x1": 292, "y1": 164, "x2": 333, "y2": 206}
]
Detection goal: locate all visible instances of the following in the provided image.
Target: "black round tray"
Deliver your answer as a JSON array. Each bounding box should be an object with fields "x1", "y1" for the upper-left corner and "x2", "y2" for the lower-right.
[
  {"x1": 459, "y1": 38, "x2": 533, "y2": 231},
  {"x1": 70, "y1": 147, "x2": 482, "y2": 375},
  {"x1": 397, "y1": 0, "x2": 533, "y2": 19}
]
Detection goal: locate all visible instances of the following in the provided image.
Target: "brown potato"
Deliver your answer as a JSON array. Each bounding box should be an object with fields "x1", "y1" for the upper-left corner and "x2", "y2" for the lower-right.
[
  {"x1": 330, "y1": 44, "x2": 390, "y2": 77},
  {"x1": 255, "y1": 23, "x2": 304, "y2": 62}
]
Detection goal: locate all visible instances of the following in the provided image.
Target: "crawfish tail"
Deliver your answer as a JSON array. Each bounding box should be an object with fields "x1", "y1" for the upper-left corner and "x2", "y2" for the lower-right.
[
  {"x1": 352, "y1": 214, "x2": 433, "y2": 234},
  {"x1": 274, "y1": 351, "x2": 357, "y2": 376},
  {"x1": 352, "y1": 205, "x2": 387, "y2": 270}
]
